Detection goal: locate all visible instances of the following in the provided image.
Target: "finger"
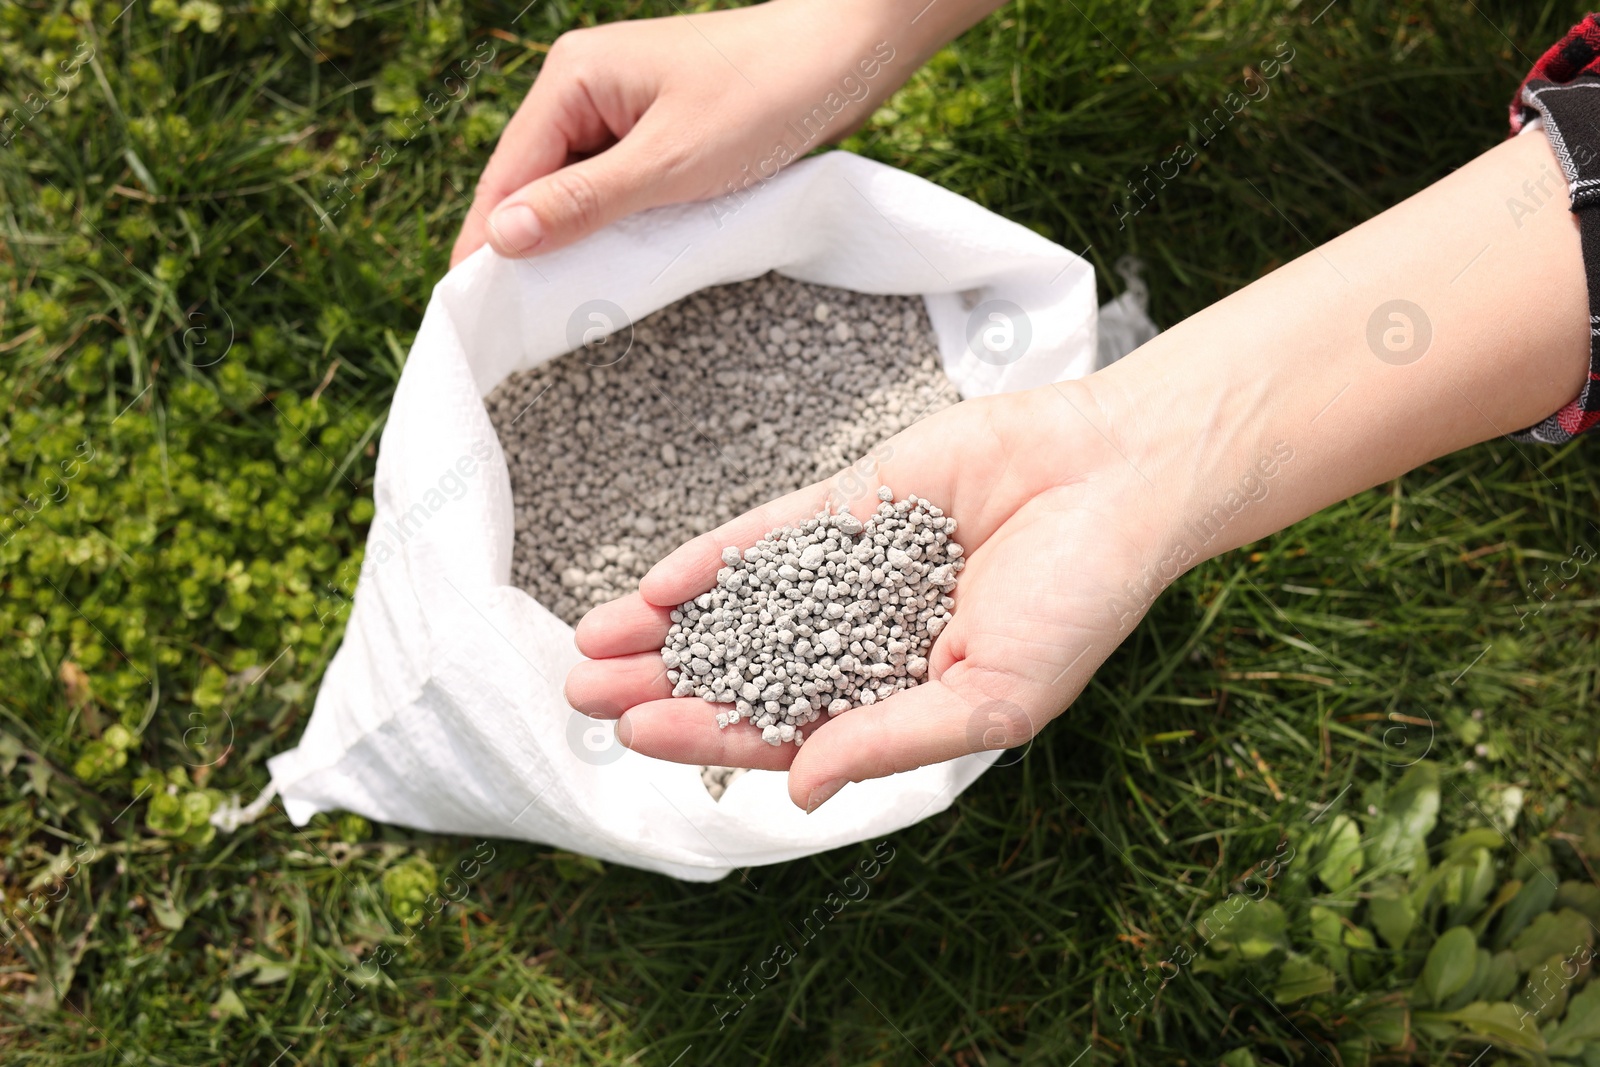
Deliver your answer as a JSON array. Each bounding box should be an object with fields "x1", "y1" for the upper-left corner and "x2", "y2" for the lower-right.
[
  {"x1": 451, "y1": 71, "x2": 598, "y2": 267},
  {"x1": 617, "y1": 698, "x2": 801, "y2": 770},
  {"x1": 574, "y1": 591, "x2": 673, "y2": 658},
  {"x1": 482, "y1": 109, "x2": 688, "y2": 259},
  {"x1": 565, "y1": 652, "x2": 672, "y2": 718},
  {"x1": 786, "y1": 676, "x2": 1039, "y2": 812}
]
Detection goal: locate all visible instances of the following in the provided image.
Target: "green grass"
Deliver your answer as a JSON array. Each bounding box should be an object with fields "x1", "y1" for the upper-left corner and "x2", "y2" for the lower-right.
[{"x1": 5, "y1": 0, "x2": 1600, "y2": 1063}]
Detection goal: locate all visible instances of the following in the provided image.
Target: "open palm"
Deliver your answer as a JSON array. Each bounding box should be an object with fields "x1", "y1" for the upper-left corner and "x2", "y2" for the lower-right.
[{"x1": 564, "y1": 383, "x2": 1166, "y2": 810}]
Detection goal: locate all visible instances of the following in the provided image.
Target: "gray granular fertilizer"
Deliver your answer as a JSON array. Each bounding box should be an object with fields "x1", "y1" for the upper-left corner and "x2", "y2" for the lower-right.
[
  {"x1": 484, "y1": 273, "x2": 959, "y2": 795},
  {"x1": 662, "y1": 487, "x2": 962, "y2": 747}
]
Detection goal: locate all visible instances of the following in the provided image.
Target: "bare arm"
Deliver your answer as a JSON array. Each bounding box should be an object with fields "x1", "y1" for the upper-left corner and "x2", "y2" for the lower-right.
[
  {"x1": 570, "y1": 99, "x2": 1588, "y2": 813},
  {"x1": 1098, "y1": 128, "x2": 1587, "y2": 558}
]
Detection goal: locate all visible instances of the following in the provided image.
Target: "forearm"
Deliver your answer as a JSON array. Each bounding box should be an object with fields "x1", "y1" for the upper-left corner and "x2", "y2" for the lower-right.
[
  {"x1": 782, "y1": 0, "x2": 1007, "y2": 118},
  {"x1": 1086, "y1": 128, "x2": 1589, "y2": 562},
  {"x1": 856, "y1": 0, "x2": 1011, "y2": 70}
]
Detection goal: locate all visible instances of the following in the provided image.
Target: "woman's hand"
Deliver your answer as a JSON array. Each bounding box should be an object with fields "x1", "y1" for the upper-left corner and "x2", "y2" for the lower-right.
[
  {"x1": 451, "y1": 0, "x2": 1002, "y2": 266},
  {"x1": 564, "y1": 128, "x2": 1598, "y2": 813},
  {"x1": 564, "y1": 385, "x2": 1172, "y2": 811}
]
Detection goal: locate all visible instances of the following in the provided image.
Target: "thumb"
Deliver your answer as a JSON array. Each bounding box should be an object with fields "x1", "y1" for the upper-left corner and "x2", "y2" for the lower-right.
[
  {"x1": 786, "y1": 677, "x2": 1042, "y2": 812},
  {"x1": 484, "y1": 116, "x2": 684, "y2": 258}
]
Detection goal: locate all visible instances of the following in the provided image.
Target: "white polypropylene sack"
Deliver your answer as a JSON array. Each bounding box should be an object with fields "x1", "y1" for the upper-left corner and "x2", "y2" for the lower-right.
[{"x1": 258, "y1": 151, "x2": 1152, "y2": 882}]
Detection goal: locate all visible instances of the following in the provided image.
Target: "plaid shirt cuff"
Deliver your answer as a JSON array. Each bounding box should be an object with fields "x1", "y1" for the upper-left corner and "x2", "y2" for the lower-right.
[{"x1": 1508, "y1": 13, "x2": 1600, "y2": 443}]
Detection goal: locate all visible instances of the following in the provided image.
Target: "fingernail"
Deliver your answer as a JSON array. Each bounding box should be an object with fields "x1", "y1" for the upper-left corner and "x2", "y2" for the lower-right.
[
  {"x1": 805, "y1": 779, "x2": 846, "y2": 813},
  {"x1": 615, "y1": 713, "x2": 633, "y2": 749},
  {"x1": 488, "y1": 204, "x2": 542, "y2": 255}
]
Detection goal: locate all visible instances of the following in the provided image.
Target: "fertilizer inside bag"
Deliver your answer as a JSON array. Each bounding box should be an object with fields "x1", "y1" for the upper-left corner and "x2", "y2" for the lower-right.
[
  {"x1": 487, "y1": 274, "x2": 957, "y2": 633},
  {"x1": 486, "y1": 273, "x2": 961, "y2": 800},
  {"x1": 255, "y1": 151, "x2": 1153, "y2": 882}
]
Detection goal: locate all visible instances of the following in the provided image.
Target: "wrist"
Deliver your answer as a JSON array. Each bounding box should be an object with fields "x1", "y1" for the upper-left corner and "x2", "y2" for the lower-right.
[{"x1": 1086, "y1": 294, "x2": 1337, "y2": 569}]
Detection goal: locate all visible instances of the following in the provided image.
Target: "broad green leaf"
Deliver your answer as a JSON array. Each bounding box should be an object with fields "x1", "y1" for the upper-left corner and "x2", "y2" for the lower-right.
[
  {"x1": 26, "y1": 846, "x2": 87, "y2": 893},
  {"x1": 250, "y1": 959, "x2": 293, "y2": 986},
  {"x1": 1369, "y1": 882, "x2": 1416, "y2": 949},
  {"x1": 1482, "y1": 950, "x2": 1522, "y2": 1003},
  {"x1": 1473, "y1": 879, "x2": 1524, "y2": 941},
  {"x1": 1546, "y1": 980, "x2": 1600, "y2": 1056},
  {"x1": 1219, "y1": 1048, "x2": 1257, "y2": 1067},
  {"x1": 26, "y1": 759, "x2": 50, "y2": 800},
  {"x1": 1515, "y1": 840, "x2": 1557, "y2": 883},
  {"x1": 1444, "y1": 827, "x2": 1508, "y2": 856},
  {"x1": 151, "y1": 898, "x2": 186, "y2": 932},
  {"x1": 1316, "y1": 815, "x2": 1364, "y2": 893},
  {"x1": 234, "y1": 950, "x2": 292, "y2": 986},
  {"x1": 1199, "y1": 899, "x2": 1287, "y2": 962},
  {"x1": 0, "y1": 731, "x2": 21, "y2": 776},
  {"x1": 1495, "y1": 876, "x2": 1560, "y2": 951},
  {"x1": 1310, "y1": 905, "x2": 1348, "y2": 977},
  {"x1": 211, "y1": 986, "x2": 247, "y2": 1021},
  {"x1": 1440, "y1": 948, "x2": 1494, "y2": 1013},
  {"x1": 1412, "y1": 1017, "x2": 1458, "y2": 1042},
  {"x1": 1436, "y1": 847, "x2": 1498, "y2": 928},
  {"x1": 1345, "y1": 923, "x2": 1383, "y2": 987},
  {"x1": 1274, "y1": 953, "x2": 1336, "y2": 1004},
  {"x1": 1356, "y1": 1001, "x2": 1409, "y2": 1047},
  {"x1": 1516, "y1": 952, "x2": 1580, "y2": 1023},
  {"x1": 1421, "y1": 1001, "x2": 1546, "y2": 1052},
  {"x1": 1191, "y1": 954, "x2": 1238, "y2": 977},
  {"x1": 1556, "y1": 881, "x2": 1600, "y2": 925},
  {"x1": 1345, "y1": 924, "x2": 1378, "y2": 949},
  {"x1": 1512, "y1": 908, "x2": 1594, "y2": 972},
  {"x1": 1418, "y1": 926, "x2": 1478, "y2": 1007},
  {"x1": 1365, "y1": 762, "x2": 1440, "y2": 875}
]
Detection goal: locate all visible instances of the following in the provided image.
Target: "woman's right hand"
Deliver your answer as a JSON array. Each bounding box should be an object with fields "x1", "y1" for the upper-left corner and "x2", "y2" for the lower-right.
[
  {"x1": 564, "y1": 385, "x2": 1180, "y2": 812},
  {"x1": 563, "y1": 74, "x2": 1600, "y2": 815},
  {"x1": 451, "y1": 0, "x2": 987, "y2": 266}
]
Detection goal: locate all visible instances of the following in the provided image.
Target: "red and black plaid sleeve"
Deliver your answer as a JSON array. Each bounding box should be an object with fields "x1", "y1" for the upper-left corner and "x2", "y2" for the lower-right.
[{"x1": 1509, "y1": 14, "x2": 1600, "y2": 443}]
